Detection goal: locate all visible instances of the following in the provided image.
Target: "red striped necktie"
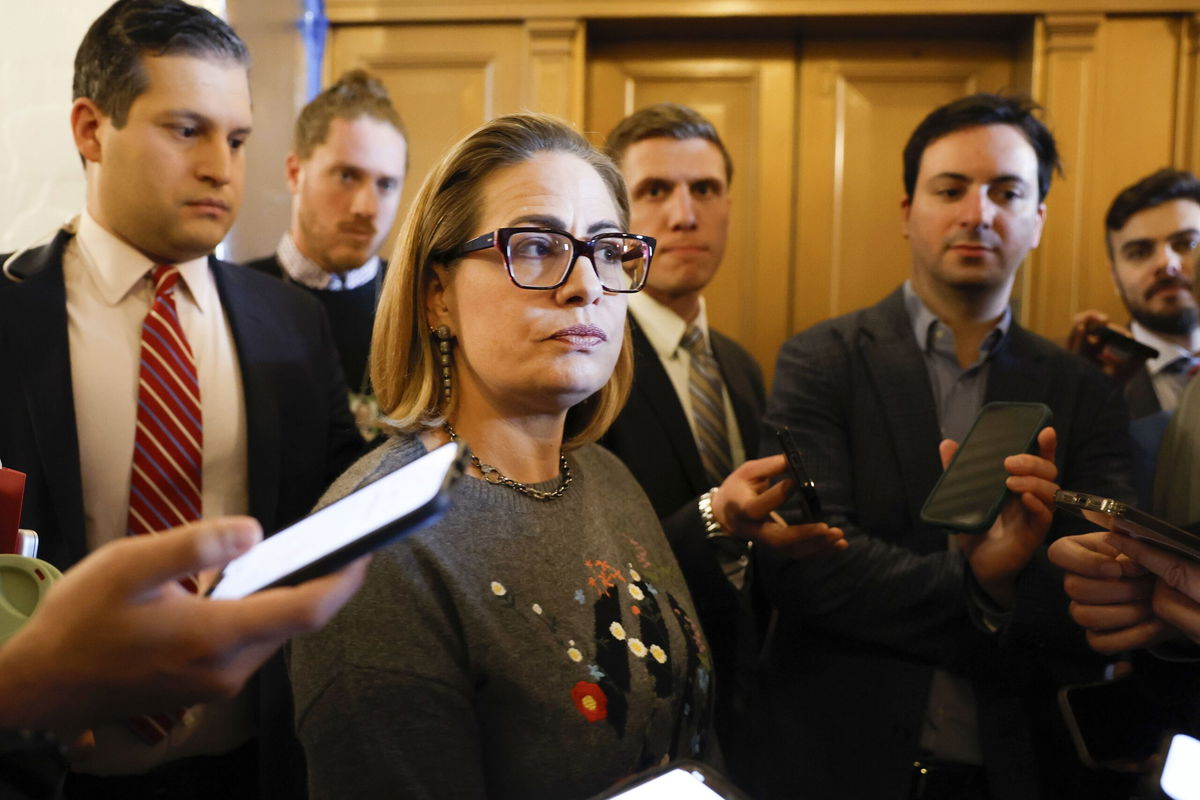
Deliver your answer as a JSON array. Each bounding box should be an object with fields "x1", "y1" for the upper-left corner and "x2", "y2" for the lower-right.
[{"x1": 125, "y1": 264, "x2": 203, "y2": 745}]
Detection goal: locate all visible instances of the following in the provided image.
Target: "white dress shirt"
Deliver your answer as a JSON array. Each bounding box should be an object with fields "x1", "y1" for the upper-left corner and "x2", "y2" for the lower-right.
[
  {"x1": 1131, "y1": 321, "x2": 1200, "y2": 413},
  {"x1": 65, "y1": 212, "x2": 249, "y2": 552},
  {"x1": 628, "y1": 292, "x2": 747, "y2": 469}
]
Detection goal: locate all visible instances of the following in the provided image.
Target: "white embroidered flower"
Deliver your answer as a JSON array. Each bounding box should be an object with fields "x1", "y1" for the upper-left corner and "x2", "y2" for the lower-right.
[
  {"x1": 490, "y1": 581, "x2": 506, "y2": 596},
  {"x1": 649, "y1": 644, "x2": 667, "y2": 664},
  {"x1": 609, "y1": 621, "x2": 627, "y2": 640},
  {"x1": 629, "y1": 568, "x2": 641, "y2": 582},
  {"x1": 628, "y1": 584, "x2": 645, "y2": 601},
  {"x1": 628, "y1": 638, "x2": 648, "y2": 658},
  {"x1": 531, "y1": 603, "x2": 543, "y2": 615},
  {"x1": 567, "y1": 647, "x2": 583, "y2": 662}
]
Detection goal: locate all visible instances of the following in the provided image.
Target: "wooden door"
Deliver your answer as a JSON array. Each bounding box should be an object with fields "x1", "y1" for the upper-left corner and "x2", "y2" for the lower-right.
[
  {"x1": 794, "y1": 39, "x2": 1019, "y2": 334},
  {"x1": 587, "y1": 41, "x2": 797, "y2": 379}
]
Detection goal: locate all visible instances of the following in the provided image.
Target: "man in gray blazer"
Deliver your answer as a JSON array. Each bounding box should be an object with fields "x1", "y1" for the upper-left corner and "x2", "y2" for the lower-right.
[{"x1": 757, "y1": 94, "x2": 1135, "y2": 800}]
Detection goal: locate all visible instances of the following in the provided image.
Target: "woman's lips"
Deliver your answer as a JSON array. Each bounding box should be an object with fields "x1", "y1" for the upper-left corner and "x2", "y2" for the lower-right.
[{"x1": 548, "y1": 324, "x2": 608, "y2": 348}]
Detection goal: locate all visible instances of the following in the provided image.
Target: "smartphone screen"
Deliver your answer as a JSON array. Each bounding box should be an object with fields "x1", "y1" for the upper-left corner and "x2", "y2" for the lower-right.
[
  {"x1": 920, "y1": 402, "x2": 1051, "y2": 533},
  {"x1": 774, "y1": 426, "x2": 820, "y2": 522},
  {"x1": 1161, "y1": 733, "x2": 1200, "y2": 800},
  {"x1": 602, "y1": 767, "x2": 736, "y2": 800},
  {"x1": 1059, "y1": 677, "x2": 1164, "y2": 766},
  {"x1": 208, "y1": 442, "x2": 462, "y2": 599}
]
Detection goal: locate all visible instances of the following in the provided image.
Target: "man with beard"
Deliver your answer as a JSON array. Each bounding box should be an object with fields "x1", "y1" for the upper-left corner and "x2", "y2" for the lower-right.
[
  {"x1": 1067, "y1": 169, "x2": 1200, "y2": 420},
  {"x1": 246, "y1": 70, "x2": 407, "y2": 439}
]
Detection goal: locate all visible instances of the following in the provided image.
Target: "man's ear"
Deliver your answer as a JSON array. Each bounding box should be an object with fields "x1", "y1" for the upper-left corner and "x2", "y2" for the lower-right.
[
  {"x1": 71, "y1": 98, "x2": 105, "y2": 165},
  {"x1": 424, "y1": 265, "x2": 452, "y2": 330},
  {"x1": 900, "y1": 195, "x2": 912, "y2": 240},
  {"x1": 285, "y1": 153, "x2": 302, "y2": 194}
]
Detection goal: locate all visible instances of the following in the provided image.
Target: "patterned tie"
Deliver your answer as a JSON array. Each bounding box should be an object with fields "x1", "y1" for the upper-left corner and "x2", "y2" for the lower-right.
[
  {"x1": 125, "y1": 265, "x2": 202, "y2": 745},
  {"x1": 682, "y1": 325, "x2": 733, "y2": 485}
]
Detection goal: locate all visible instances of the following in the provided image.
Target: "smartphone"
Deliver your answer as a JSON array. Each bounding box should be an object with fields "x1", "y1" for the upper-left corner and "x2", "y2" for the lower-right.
[
  {"x1": 1058, "y1": 676, "x2": 1165, "y2": 768},
  {"x1": 1054, "y1": 490, "x2": 1200, "y2": 562},
  {"x1": 591, "y1": 761, "x2": 750, "y2": 800},
  {"x1": 1092, "y1": 323, "x2": 1160, "y2": 363},
  {"x1": 920, "y1": 402, "x2": 1052, "y2": 533},
  {"x1": 208, "y1": 442, "x2": 467, "y2": 599},
  {"x1": 774, "y1": 426, "x2": 821, "y2": 523},
  {"x1": 1158, "y1": 733, "x2": 1200, "y2": 800}
]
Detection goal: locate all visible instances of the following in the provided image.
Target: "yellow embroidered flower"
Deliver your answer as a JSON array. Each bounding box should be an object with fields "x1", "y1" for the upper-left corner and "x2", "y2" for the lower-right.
[
  {"x1": 567, "y1": 647, "x2": 583, "y2": 662},
  {"x1": 531, "y1": 603, "x2": 543, "y2": 615},
  {"x1": 628, "y1": 638, "x2": 648, "y2": 658},
  {"x1": 609, "y1": 621, "x2": 627, "y2": 640},
  {"x1": 649, "y1": 644, "x2": 667, "y2": 664},
  {"x1": 629, "y1": 568, "x2": 641, "y2": 582},
  {"x1": 628, "y1": 584, "x2": 645, "y2": 601},
  {"x1": 490, "y1": 581, "x2": 506, "y2": 596}
]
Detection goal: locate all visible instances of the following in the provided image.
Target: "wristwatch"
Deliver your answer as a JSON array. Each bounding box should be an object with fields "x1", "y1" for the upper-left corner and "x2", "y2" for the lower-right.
[{"x1": 699, "y1": 489, "x2": 751, "y2": 557}]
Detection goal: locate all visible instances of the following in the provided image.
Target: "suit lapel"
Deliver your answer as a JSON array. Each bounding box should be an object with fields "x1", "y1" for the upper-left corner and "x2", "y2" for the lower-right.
[
  {"x1": 2, "y1": 232, "x2": 87, "y2": 558},
  {"x1": 629, "y1": 320, "x2": 708, "y2": 492},
  {"x1": 212, "y1": 259, "x2": 281, "y2": 527},
  {"x1": 858, "y1": 289, "x2": 945, "y2": 519},
  {"x1": 985, "y1": 325, "x2": 1050, "y2": 406}
]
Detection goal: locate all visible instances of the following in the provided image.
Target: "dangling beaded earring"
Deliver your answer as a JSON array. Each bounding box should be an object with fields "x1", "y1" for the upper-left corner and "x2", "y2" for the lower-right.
[{"x1": 433, "y1": 325, "x2": 453, "y2": 405}]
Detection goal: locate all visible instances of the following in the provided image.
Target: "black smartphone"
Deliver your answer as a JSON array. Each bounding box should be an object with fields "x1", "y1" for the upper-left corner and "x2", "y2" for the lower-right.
[
  {"x1": 591, "y1": 761, "x2": 750, "y2": 800},
  {"x1": 920, "y1": 402, "x2": 1052, "y2": 533},
  {"x1": 207, "y1": 442, "x2": 467, "y2": 599},
  {"x1": 1058, "y1": 676, "x2": 1166, "y2": 768},
  {"x1": 1054, "y1": 490, "x2": 1200, "y2": 562},
  {"x1": 774, "y1": 426, "x2": 821, "y2": 523},
  {"x1": 1092, "y1": 323, "x2": 1159, "y2": 363},
  {"x1": 1157, "y1": 733, "x2": 1200, "y2": 800}
]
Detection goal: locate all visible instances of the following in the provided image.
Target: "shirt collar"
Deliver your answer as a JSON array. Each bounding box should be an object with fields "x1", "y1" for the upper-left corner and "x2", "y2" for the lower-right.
[
  {"x1": 628, "y1": 291, "x2": 711, "y2": 359},
  {"x1": 1130, "y1": 320, "x2": 1200, "y2": 375},
  {"x1": 902, "y1": 280, "x2": 1011, "y2": 361},
  {"x1": 276, "y1": 232, "x2": 380, "y2": 291},
  {"x1": 75, "y1": 210, "x2": 211, "y2": 312}
]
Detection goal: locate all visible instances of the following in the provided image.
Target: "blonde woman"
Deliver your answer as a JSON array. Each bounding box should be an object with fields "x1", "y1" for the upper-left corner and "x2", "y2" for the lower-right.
[{"x1": 290, "y1": 113, "x2": 719, "y2": 798}]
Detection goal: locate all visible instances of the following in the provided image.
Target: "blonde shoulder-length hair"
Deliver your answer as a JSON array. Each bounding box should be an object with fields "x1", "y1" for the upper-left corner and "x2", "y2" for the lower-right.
[{"x1": 371, "y1": 112, "x2": 634, "y2": 449}]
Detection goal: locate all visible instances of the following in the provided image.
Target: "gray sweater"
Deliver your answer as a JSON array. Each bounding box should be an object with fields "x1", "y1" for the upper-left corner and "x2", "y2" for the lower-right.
[{"x1": 290, "y1": 434, "x2": 715, "y2": 799}]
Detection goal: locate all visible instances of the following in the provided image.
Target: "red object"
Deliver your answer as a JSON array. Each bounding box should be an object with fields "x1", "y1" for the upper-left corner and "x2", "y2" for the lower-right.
[
  {"x1": 0, "y1": 466, "x2": 26, "y2": 555},
  {"x1": 571, "y1": 681, "x2": 608, "y2": 723}
]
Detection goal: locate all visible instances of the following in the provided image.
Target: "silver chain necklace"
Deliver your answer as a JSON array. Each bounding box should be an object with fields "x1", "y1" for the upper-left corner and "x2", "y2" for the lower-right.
[{"x1": 442, "y1": 420, "x2": 572, "y2": 501}]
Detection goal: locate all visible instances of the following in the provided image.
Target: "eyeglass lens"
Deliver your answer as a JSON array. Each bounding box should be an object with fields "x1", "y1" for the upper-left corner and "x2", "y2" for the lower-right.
[{"x1": 507, "y1": 230, "x2": 648, "y2": 291}]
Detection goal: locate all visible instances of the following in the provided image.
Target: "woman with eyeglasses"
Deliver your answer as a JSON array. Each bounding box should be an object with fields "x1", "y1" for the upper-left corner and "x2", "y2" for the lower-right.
[{"x1": 289, "y1": 113, "x2": 719, "y2": 798}]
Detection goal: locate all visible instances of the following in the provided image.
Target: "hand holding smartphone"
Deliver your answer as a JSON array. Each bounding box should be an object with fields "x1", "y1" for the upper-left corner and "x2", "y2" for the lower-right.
[
  {"x1": 208, "y1": 442, "x2": 466, "y2": 599},
  {"x1": 773, "y1": 426, "x2": 821, "y2": 524}
]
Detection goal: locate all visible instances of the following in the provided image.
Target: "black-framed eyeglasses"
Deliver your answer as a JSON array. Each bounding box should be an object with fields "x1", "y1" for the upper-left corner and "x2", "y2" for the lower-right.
[{"x1": 448, "y1": 227, "x2": 654, "y2": 293}]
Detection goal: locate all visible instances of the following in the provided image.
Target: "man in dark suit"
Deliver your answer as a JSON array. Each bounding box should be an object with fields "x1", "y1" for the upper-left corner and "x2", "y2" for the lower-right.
[
  {"x1": 0, "y1": 1, "x2": 361, "y2": 796},
  {"x1": 758, "y1": 94, "x2": 1136, "y2": 800},
  {"x1": 1067, "y1": 169, "x2": 1200, "y2": 421},
  {"x1": 597, "y1": 104, "x2": 844, "y2": 781},
  {"x1": 244, "y1": 70, "x2": 407, "y2": 440}
]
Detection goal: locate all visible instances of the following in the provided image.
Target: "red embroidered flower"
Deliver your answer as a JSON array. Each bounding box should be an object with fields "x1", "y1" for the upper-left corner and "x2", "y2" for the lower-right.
[{"x1": 571, "y1": 680, "x2": 608, "y2": 723}]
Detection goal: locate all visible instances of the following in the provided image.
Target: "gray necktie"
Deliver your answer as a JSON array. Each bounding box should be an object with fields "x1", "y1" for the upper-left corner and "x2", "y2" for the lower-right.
[{"x1": 682, "y1": 325, "x2": 733, "y2": 485}]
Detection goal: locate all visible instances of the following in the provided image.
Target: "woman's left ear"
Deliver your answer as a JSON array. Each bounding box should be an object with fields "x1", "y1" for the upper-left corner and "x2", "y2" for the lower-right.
[{"x1": 424, "y1": 265, "x2": 452, "y2": 330}]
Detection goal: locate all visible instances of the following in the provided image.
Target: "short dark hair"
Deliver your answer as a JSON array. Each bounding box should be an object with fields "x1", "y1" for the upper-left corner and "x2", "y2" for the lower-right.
[
  {"x1": 604, "y1": 102, "x2": 734, "y2": 184},
  {"x1": 1105, "y1": 168, "x2": 1200, "y2": 257},
  {"x1": 73, "y1": 0, "x2": 249, "y2": 128},
  {"x1": 293, "y1": 69, "x2": 407, "y2": 162},
  {"x1": 902, "y1": 93, "x2": 1061, "y2": 203}
]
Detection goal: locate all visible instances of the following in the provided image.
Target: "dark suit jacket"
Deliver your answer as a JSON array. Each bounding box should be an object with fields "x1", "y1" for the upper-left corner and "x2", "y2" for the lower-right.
[
  {"x1": 0, "y1": 229, "x2": 364, "y2": 799},
  {"x1": 1125, "y1": 364, "x2": 1162, "y2": 420},
  {"x1": 755, "y1": 288, "x2": 1135, "y2": 800},
  {"x1": 598, "y1": 318, "x2": 765, "y2": 772}
]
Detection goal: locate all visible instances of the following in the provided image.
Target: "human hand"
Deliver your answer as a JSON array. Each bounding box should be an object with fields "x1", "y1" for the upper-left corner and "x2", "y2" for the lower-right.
[
  {"x1": 1108, "y1": 533, "x2": 1200, "y2": 645},
  {"x1": 1065, "y1": 311, "x2": 1144, "y2": 384},
  {"x1": 710, "y1": 455, "x2": 846, "y2": 559},
  {"x1": 1048, "y1": 531, "x2": 1171, "y2": 653},
  {"x1": 0, "y1": 516, "x2": 368, "y2": 736},
  {"x1": 950, "y1": 426, "x2": 1059, "y2": 608}
]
